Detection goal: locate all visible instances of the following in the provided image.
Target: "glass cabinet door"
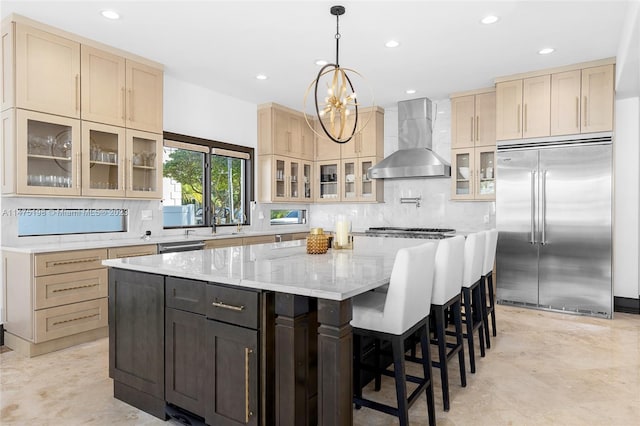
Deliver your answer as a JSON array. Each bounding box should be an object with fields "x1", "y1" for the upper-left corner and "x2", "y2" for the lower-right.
[
  {"x1": 17, "y1": 110, "x2": 81, "y2": 196},
  {"x1": 342, "y1": 160, "x2": 356, "y2": 201},
  {"x1": 452, "y1": 149, "x2": 472, "y2": 199},
  {"x1": 274, "y1": 158, "x2": 286, "y2": 199},
  {"x1": 475, "y1": 147, "x2": 496, "y2": 199},
  {"x1": 82, "y1": 122, "x2": 125, "y2": 196},
  {"x1": 317, "y1": 161, "x2": 339, "y2": 201},
  {"x1": 360, "y1": 158, "x2": 375, "y2": 199},
  {"x1": 126, "y1": 129, "x2": 162, "y2": 198},
  {"x1": 302, "y1": 162, "x2": 312, "y2": 200},
  {"x1": 289, "y1": 161, "x2": 299, "y2": 199}
]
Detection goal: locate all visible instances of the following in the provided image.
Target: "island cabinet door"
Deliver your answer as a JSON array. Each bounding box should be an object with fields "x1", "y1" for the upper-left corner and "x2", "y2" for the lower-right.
[
  {"x1": 165, "y1": 308, "x2": 207, "y2": 418},
  {"x1": 108, "y1": 269, "x2": 165, "y2": 408},
  {"x1": 206, "y1": 320, "x2": 259, "y2": 426}
]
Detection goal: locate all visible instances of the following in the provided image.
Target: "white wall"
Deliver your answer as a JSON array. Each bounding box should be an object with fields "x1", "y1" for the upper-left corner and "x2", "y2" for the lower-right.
[{"x1": 613, "y1": 97, "x2": 640, "y2": 298}]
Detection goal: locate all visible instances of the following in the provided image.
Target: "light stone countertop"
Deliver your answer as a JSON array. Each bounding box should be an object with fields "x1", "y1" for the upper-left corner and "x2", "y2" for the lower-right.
[
  {"x1": 102, "y1": 236, "x2": 434, "y2": 301},
  {"x1": 0, "y1": 228, "x2": 310, "y2": 254}
]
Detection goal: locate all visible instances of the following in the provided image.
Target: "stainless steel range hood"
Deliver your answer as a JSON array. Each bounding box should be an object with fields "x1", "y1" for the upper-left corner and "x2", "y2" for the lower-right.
[{"x1": 368, "y1": 97, "x2": 451, "y2": 179}]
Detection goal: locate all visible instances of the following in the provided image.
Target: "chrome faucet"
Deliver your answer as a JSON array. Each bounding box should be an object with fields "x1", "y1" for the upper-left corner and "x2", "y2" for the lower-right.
[
  {"x1": 211, "y1": 215, "x2": 217, "y2": 235},
  {"x1": 185, "y1": 229, "x2": 195, "y2": 237}
]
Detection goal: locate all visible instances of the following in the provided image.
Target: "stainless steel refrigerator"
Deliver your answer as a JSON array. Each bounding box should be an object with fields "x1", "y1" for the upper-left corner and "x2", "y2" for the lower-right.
[{"x1": 496, "y1": 133, "x2": 613, "y2": 318}]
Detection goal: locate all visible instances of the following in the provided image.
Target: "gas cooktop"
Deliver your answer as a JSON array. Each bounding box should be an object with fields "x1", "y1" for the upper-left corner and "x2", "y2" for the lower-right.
[{"x1": 365, "y1": 227, "x2": 456, "y2": 239}]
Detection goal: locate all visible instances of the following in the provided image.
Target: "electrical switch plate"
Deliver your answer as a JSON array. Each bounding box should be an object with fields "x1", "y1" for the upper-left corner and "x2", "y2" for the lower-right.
[
  {"x1": 258, "y1": 211, "x2": 264, "y2": 219},
  {"x1": 141, "y1": 210, "x2": 153, "y2": 221}
]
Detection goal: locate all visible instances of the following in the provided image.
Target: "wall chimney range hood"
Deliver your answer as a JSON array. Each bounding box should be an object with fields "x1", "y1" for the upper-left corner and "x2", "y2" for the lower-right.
[{"x1": 367, "y1": 97, "x2": 451, "y2": 179}]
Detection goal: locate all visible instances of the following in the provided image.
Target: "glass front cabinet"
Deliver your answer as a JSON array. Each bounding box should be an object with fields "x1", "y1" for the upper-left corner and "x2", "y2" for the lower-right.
[
  {"x1": 316, "y1": 160, "x2": 340, "y2": 202},
  {"x1": 451, "y1": 147, "x2": 496, "y2": 200},
  {"x1": 258, "y1": 155, "x2": 313, "y2": 202},
  {"x1": 6, "y1": 109, "x2": 162, "y2": 198},
  {"x1": 342, "y1": 157, "x2": 380, "y2": 202},
  {"x1": 16, "y1": 110, "x2": 81, "y2": 196}
]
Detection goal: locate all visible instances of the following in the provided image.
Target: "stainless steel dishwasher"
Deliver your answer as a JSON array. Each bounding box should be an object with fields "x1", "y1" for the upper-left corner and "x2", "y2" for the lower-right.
[{"x1": 157, "y1": 240, "x2": 206, "y2": 253}]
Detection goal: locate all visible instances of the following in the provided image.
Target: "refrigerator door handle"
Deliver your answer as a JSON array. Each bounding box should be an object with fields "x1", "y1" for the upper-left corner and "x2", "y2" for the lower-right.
[
  {"x1": 530, "y1": 170, "x2": 536, "y2": 244},
  {"x1": 541, "y1": 169, "x2": 547, "y2": 245}
]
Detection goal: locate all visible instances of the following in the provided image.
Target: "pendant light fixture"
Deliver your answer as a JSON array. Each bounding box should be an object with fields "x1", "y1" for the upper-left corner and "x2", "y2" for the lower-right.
[{"x1": 304, "y1": 5, "x2": 372, "y2": 144}]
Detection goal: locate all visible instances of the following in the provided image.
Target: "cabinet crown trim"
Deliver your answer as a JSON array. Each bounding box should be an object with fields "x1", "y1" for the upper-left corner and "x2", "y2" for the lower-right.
[
  {"x1": 494, "y1": 57, "x2": 615, "y2": 83},
  {"x1": 449, "y1": 87, "x2": 496, "y2": 98}
]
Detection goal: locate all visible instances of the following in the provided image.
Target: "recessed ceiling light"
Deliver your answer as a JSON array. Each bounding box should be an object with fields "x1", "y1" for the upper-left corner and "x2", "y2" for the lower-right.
[
  {"x1": 315, "y1": 59, "x2": 328, "y2": 66},
  {"x1": 385, "y1": 40, "x2": 400, "y2": 48},
  {"x1": 538, "y1": 47, "x2": 555, "y2": 55},
  {"x1": 481, "y1": 15, "x2": 499, "y2": 25},
  {"x1": 405, "y1": 89, "x2": 416, "y2": 94},
  {"x1": 256, "y1": 74, "x2": 268, "y2": 80},
  {"x1": 100, "y1": 10, "x2": 120, "y2": 20}
]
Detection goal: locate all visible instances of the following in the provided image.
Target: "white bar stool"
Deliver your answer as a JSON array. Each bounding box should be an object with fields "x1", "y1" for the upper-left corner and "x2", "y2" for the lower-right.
[
  {"x1": 430, "y1": 235, "x2": 466, "y2": 411},
  {"x1": 481, "y1": 228, "x2": 499, "y2": 348},
  {"x1": 351, "y1": 242, "x2": 438, "y2": 426},
  {"x1": 461, "y1": 231, "x2": 486, "y2": 373}
]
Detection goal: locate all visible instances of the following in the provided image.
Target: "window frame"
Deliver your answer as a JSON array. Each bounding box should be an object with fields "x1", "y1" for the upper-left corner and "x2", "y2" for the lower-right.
[{"x1": 163, "y1": 131, "x2": 254, "y2": 229}]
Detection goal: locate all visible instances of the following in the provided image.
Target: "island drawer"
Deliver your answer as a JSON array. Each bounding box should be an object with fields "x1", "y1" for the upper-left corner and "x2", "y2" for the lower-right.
[
  {"x1": 35, "y1": 249, "x2": 108, "y2": 276},
  {"x1": 206, "y1": 284, "x2": 259, "y2": 329},
  {"x1": 166, "y1": 277, "x2": 207, "y2": 315},
  {"x1": 35, "y1": 268, "x2": 108, "y2": 309}
]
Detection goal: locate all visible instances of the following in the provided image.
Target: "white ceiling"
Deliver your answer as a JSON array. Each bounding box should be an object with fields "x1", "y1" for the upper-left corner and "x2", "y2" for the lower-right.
[{"x1": 1, "y1": 0, "x2": 632, "y2": 111}]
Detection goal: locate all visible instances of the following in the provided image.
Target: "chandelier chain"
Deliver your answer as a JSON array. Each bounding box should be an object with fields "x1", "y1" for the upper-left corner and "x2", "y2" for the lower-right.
[{"x1": 335, "y1": 13, "x2": 340, "y2": 66}]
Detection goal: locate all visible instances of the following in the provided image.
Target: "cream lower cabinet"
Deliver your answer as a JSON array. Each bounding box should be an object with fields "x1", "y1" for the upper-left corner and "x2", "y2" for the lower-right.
[
  {"x1": 2, "y1": 244, "x2": 160, "y2": 356},
  {"x1": 451, "y1": 147, "x2": 496, "y2": 201},
  {"x1": 258, "y1": 155, "x2": 313, "y2": 202}
]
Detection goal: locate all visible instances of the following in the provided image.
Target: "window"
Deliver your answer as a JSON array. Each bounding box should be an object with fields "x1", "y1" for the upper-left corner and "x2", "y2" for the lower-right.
[
  {"x1": 162, "y1": 132, "x2": 253, "y2": 228},
  {"x1": 270, "y1": 209, "x2": 307, "y2": 225}
]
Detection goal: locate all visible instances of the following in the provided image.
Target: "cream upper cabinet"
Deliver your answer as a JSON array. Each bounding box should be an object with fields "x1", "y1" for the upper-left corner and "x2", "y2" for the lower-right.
[
  {"x1": 581, "y1": 64, "x2": 614, "y2": 133},
  {"x1": 341, "y1": 157, "x2": 383, "y2": 202},
  {"x1": 81, "y1": 121, "x2": 126, "y2": 197},
  {"x1": 522, "y1": 75, "x2": 550, "y2": 138},
  {"x1": 451, "y1": 146, "x2": 495, "y2": 201},
  {"x1": 81, "y1": 45, "x2": 126, "y2": 127},
  {"x1": 496, "y1": 76, "x2": 550, "y2": 140},
  {"x1": 14, "y1": 23, "x2": 80, "y2": 118},
  {"x1": 258, "y1": 103, "x2": 313, "y2": 160},
  {"x1": 451, "y1": 90, "x2": 495, "y2": 149},
  {"x1": 315, "y1": 119, "x2": 342, "y2": 160},
  {"x1": 496, "y1": 80, "x2": 523, "y2": 141},
  {"x1": 125, "y1": 60, "x2": 163, "y2": 134},
  {"x1": 550, "y1": 70, "x2": 581, "y2": 136},
  {"x1": 258, "y1": 155, "x2": 313, "y2": 203},
  {"x1": 125, "y1": 129, "x2": 163, "y2": 198},
  {"x1": 340, "y1": 107, "x2": 384, "y2": 159}
]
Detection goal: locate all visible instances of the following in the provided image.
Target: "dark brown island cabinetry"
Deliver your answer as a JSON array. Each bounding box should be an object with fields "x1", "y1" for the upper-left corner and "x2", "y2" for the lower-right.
[{"x1": 108, "y1": 269, "x2": 274, "y2": 425}]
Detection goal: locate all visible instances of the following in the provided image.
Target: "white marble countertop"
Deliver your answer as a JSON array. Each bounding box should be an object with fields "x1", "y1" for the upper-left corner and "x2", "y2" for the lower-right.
[
  {"x1": 0, "y1": 228, "x2": 310, "y2": 254},
  {"x1": 102, "y1": 236, "x2": 434, "y2": 301}
]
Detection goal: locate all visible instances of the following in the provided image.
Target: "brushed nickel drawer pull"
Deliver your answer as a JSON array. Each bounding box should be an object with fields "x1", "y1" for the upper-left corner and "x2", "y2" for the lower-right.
[
  {"x1": 211, "y1": 300, "x2": 245, "y2": 312},
  {"x1": 52, "y1": 312, "x2": 99, "y2": 326},
  {"x1": 52, "y1": 282, "x2": 99, "y2": 293},
  {"x1": 48, "y1": 257, "x2": 101, "y2": 267},
  {"x1": 245, "y1": 347, "x2": 253, "y2": 422}
]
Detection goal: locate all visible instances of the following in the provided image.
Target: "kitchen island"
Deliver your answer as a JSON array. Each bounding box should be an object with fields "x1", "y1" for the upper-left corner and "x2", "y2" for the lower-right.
[{"x1": 103, "y1": 236, "x2": 429, "y2": 426}]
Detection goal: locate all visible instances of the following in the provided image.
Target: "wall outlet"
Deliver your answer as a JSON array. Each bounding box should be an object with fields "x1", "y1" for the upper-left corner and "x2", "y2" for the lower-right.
[
  {"x1": 483, "y1": 214, "x2": 490, "y2": 224},
  {"x1": 141, "y1": 210, "x2": 153, "y2": 221}
]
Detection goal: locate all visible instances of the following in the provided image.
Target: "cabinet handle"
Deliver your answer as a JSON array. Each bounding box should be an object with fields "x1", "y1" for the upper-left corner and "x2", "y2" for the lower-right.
[
  {"x1": 128, "y1": 89, "x2": 133, "y2": 121},
  {"x1": 475, "y1": 116, "x2": 479, "y2": 141},
  {"x1": 470, "y1": 117, "x2": 474, "y2": 142},
  {"x1": 48, "y1": 257, "x2": 101, "y2": 267},
  {"x1": 211, "y1": 300, "x2": 245, "y2": 312},
  {"x1": 245, "y1": 347, "x2": 253, "y2": 423},
  {"x1": 128, "y1": 159, "x2": 133, "y2": 190},
  {"x1": 583, "y1": 96, "x2": 588, "y2": 127},
  {"x1": 524, "y1": 104, "x2": 528, "y2": 133},
  {"x1": 75, "y1": 74, "x2": 80, "y2": 112},
  {"x1": 517, "y1": 104, "x2": 521, "y2": 133},
  {"x1": 52, "y1": 282, "x2": 99, "y2": 293},
  {"x1": 287, "y1": 131, "x2": 292, "y2": 153},
  {"x1": 52, "y1": 312, "x2": 99, "y2": 327},
  {"x1": 575, "y1": 97, "x2": 579, "y2": 129},
  {"x1": 530, "y1": 170, "x2": 536, "y2": 244},
  {"x1": 121, "y1": 88, "x2": 126, "y2": 120}
]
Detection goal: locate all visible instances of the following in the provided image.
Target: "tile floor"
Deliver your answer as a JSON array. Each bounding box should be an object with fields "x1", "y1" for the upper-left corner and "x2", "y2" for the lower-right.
[{"x1": 1, "y1": 305, "x2": 639, "y2": 425}]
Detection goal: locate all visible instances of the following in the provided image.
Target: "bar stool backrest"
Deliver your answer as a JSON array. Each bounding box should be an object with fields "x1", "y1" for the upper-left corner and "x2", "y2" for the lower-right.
[
  {"x1": 462, "y1": 232, "x2": 486, "y2": 288},
  {"x1": 383, "y1": 242, "x2": 438, "y2": 335},
  {"x1": 431, "y1": 236, "x2": 465, "y2": 305},
  {"x1": 482, "y1": 229, "x2": 498, "y2": 276}
]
